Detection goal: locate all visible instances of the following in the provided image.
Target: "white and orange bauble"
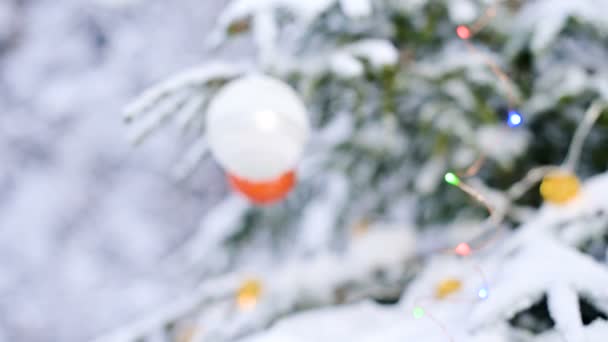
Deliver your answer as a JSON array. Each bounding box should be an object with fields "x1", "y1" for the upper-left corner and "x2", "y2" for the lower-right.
[{"x1": 206, "y1": 74, "x2": 310, "y2": 182}]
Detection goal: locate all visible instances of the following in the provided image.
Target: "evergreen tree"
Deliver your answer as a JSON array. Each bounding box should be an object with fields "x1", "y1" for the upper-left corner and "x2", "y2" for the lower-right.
[{"x1": 105, "y1": 0, "x2": 608, "y2": 341}]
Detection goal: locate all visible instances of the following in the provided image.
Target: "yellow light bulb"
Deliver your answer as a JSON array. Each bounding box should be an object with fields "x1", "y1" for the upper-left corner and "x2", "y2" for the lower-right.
[
  {"x1": 237, "y1": 278, "x2": 263, "y2": 311},
  {"x1": 540, "y1": 171, "x2": 580, "y2": 205},
  {"x1": 435, "y1": 278, "x2": 462, "y2": 299}
]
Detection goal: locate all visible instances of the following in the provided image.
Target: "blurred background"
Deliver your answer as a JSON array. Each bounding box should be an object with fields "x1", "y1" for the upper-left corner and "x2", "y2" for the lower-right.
[{"x1": 0, "y1": 1, "x2": 233, "y2": 340}]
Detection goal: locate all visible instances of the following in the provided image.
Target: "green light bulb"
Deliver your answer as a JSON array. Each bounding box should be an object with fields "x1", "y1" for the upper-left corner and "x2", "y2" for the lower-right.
[
  {"x1": 413, "y1": 307, "x2": 425, "y2": 319},
  {"x1": 444, "y1": 172, "x2": 460, "y2": 186}
]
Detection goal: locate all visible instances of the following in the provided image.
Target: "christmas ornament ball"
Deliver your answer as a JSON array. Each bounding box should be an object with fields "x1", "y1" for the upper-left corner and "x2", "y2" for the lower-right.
[
  {"x1": 228, "y1": 170, "x2": 296, "y2": 205},
  {"x1": 540, "y1": 171, "x2": 580, "y2": 205},
  {"x1": 206, "y1": 75, "x2": 310, "y2": 181}
]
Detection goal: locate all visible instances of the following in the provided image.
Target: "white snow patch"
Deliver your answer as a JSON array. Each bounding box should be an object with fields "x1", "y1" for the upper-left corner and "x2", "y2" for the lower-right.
[
  {"x1": 344, "y1": 39, "x2": 399, "y2": 69},
  {"x1": 253, "y1": 10, "x2": 279, "y2": 66},
  {"x1": 184, "y1": 195, "x2": 250, "y2": 265},
  {"x1": 297, "y1": 173, "x2": 349, "y2": 253},
  {"x1": 339, "y1": 0, "x2": 372, "y2": 18},
  {"x1": 330, "y1": 51, "x2": 364, "y2": 77},
  {"x1": 414, "y1": 156, "x2": 446, "y2": 195},
  {"x1": 547, "y1": 283, "x2": 584, "y2": 342},
  {"x1": 218, "y1": 0, "x2": 335, "y2": 27},
  {"x1": 476, "y1": 125, "x2": 530, "y2": 166},
  {"x1": 470, "y1": 238, "x2": 608, "y2": 329},
  {"x1": 516, "y1": 0, "x2": 608, "y2": 53},
  {"x1": 447, "y1": 0, "x2": 478, "y2": 23}
]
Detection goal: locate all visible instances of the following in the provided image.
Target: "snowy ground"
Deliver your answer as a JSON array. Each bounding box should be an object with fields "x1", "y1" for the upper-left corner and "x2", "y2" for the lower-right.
[{"x1": 0, "y1": 0, "x2": 235, "y2": 340}]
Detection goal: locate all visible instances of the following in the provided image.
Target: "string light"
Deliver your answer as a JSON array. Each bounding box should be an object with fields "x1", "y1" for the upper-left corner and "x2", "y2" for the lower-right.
[
  {"x1": 236, "y1": 278, "x2": 263, "y2": 311},
  {"x1": 456, "y1": 1, "x2": 521, "y2": 119},
  {"x1": 507, "y1": 110, "x2": 523, "y2": 127},
  {"x1": 444, "y1": 172, "x2": 461, "y2": 186},
  {"x1": 456, "y1": 25, "x2": 471, "y2": 40},
  {"x1": 477, "y1": 287, "x2": 489, "y2": 300},
  {"x1": 435, "y1": 278, "x2": 463, "y2": 299},
  {"x1": 454, "y1": 242, "x2": 472, "y2": 256},
  {"x1": 411, "y1": 303, "x2": 455, "y2": 341},
  {"x1": 413, "y1": 306, "x2": 425, "y2": 319},
  {"x1": 540, "y1": 171, "x2": 581, "y2": 205},
  {"x1": 411, "y1": 261, "x2": 489, "y2": 342},
  {"x1": 408, "y1": 4, "x2": 602, "y2": 340},
  {"x1": 444, "y1": 172, "x2": 495, "y2": 218}
]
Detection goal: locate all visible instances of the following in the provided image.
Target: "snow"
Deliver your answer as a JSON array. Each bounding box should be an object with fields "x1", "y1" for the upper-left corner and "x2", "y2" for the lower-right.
[
  {"x1": 252, "y1": 9, "x2": 278, "y2": 65},
  {"x1": 470, "y1": 237, "x2": 608, "y2": 330},
  {"x1": 172, "y1": 138, "x2": 209, "y2": 180},
  {"x1": 536, "y1": 320, "x2": 608, "y2": 342},
  {"x1": 234, "y1": 172, "x2": 608, "y2": 342},
  {"x1": 315, "y1": 111, "x2": 354, "y2": 147},
  {"x1": 99, "y1": 224, "x2": 418, "y2": 341},
  {"x1": 339, "y1": 0, "x2": 372, "y2": 18},
  {"x1": 516, "y1": 0, "x2": 608, "y2": 53},
  {"x1": 232, "y1": 233, "x2": 608, "y2": 342},
  {"x1": 297, "y1": 173, "x2": 348, "y2": 253},
  {"x1": 180, "y1": 195, "x2": 250, "y2": 268},
  {"x1": 415, "y1": 156, "x2": 446, "y2": 195},
  {"x1": 447, "y1": 0, "x2": 478, "y2": 23},
  {"x1": 330, "y1": 51, "x2": 364, "y2": 77},
  {"x1": 443, "y1": 79, "x2": 476, "y2": 111},
  {"x1": 343, "y1": 39, "x2": 399, "y2": 69},
  {"x1": 241, "y1": 301, "x2": 404, "y2": 342},
  {"x1": 6, "y1": 0, "x2": 608, "y2": 340},
  {"x1": 476, "y1": 125, "x2": 530, "y2": 167},
  {"x1": 0, "y1": 0, "x2": 18, "y2": 48},
  {"x1": 0, "y1": 1, "x2": 231, "y2": 340},
  {"x1": 94, "y1": 0, "x2": 144, "y2": 9},
  {"x1": 123, "y1": 61, "x2": 249, "y2": 122},
  {"x1": 328, "y1": 39, "x2": 398, "y2": 77},
  {"x1": 547, "y1": 283, "x2": 584, "y2": 342},
  {"x1": 217, "y1": 0, "x2": 335, "y2": 28}
]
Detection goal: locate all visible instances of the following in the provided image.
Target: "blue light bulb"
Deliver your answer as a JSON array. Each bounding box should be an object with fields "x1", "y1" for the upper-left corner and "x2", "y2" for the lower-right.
[
  {"x1": 507, "y1": 110, "x2": 523, "y2": 127},
  {"x1": 477, "y1": 287, "x2": 489, "y2": 300}
]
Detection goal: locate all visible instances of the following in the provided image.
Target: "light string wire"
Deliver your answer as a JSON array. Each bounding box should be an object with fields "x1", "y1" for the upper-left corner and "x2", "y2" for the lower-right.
[
  {"x1": 410, "y1": 3, "x2": 514, "y2": 338},
  {"x1": 424, "y1": 98, "x2": 606, "y2": 341},
  {"x1": 425, "y1": 101, "x2": 605, "y2": 341},
  {"x1": 411, "y1": 260, "x2": 490, "y2": 341},
  {"x1": 504, "y1": 100, "x2": 606, "y2": 202},
  {"x1": 443, "y1": 100, "x2": 606, "y2": 255},
  {"x1": 456, "y1": 0, "x2": 522, "y2": 123}
]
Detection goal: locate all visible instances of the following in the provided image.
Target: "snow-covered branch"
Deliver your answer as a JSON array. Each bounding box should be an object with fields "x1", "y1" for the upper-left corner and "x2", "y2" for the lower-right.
[{"x1": 93, "y1": 226, "x2": 417, "y2": 342}]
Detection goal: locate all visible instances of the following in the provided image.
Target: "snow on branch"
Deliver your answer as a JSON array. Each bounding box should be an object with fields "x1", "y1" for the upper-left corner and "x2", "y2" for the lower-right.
[
  {"x1": 93, "y1": 226, "x2": 417, "y2": 342},
  {"x1": 123, "y1": 62, "x2": 250, "y2": 123},
  {"x1": 171, "y1": 138, "x2": 209, "y2": 180},
  {"x1": 563, "y1": 100, "x2": 606, "y2": 171},
  {"x1": 123, "y1": 62, "x2": 251, "y2": 147},
  {"x1": 547, "y1": 283, "x2": 584, "y2": 342},
  {"x1": 469, "y1": 237, "x2": 608, "y2": 331}
]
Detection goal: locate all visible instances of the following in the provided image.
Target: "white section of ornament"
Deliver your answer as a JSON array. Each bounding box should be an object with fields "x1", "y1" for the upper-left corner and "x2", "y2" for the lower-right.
[{"x1": 206, "y1": 74, "x2": 310, "y2": 181}]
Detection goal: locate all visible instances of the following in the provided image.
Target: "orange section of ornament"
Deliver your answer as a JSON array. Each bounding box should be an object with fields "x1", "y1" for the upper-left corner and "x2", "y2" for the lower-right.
[{"x1": 228, "y1": 170, "x2": 296, "y2": 204}]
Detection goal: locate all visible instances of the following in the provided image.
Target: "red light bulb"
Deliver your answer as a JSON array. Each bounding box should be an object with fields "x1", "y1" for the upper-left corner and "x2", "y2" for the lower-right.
[
  {"x1": 455, "y1": 242, "x2": 472, "y2": 256},
  {"x1": 456, "y1": 25, "x2": 471, "y2": 40}
]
